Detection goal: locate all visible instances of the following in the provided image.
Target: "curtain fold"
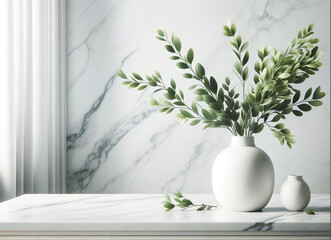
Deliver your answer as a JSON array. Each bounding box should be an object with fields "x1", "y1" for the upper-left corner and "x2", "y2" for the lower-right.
[{"x1": 0, "y1": 0, "x2": 66, "y2": 202}]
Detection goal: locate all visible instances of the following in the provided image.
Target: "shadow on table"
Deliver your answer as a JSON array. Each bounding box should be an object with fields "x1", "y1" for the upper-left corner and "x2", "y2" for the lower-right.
[{"x1": 263, "y1": 207, "x2": 330, "y2": 212}]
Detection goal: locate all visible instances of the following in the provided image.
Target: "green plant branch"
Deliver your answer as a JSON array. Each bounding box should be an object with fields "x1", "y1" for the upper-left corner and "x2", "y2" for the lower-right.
[
  {"x1": 117, "y1": 23, "x2": 325, "y2": 148},
  {"x1": 163, "y1": 190, "x2": 218, "y2": 211}
]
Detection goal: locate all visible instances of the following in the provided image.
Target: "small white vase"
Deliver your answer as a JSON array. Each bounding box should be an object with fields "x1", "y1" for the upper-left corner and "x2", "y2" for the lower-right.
[
  {"x1": 212, "y1": 136, "x2": 274, "y2": 212},
  {"x1": 280, "y1": 175, "x2": 311, "y2": 211}
]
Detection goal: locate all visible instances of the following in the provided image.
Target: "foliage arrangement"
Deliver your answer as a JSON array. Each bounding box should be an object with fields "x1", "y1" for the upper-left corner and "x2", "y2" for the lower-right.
[
  {"x1": 162, "y1": 190, "x2": 217, "y2": 211},
  {"x1": 118, "y1": 22, "x2": 325, "y2": 148}
]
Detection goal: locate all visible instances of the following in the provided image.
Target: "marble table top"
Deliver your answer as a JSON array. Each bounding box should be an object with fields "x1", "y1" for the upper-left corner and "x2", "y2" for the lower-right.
[{"x1": 0, "y1": 194, "x2": 329, "y2": 236}]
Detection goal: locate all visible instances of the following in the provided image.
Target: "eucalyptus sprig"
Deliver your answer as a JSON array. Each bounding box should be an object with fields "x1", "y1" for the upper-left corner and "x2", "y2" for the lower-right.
[
  {"x1": 117, "y1": 22, "x2": 325, "y2": 148},
  {"x1": 162, "y1": 190, "x2": 217, "y2": 211}
]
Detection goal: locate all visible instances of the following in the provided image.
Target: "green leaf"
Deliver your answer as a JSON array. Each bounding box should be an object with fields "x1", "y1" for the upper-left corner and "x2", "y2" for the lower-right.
[
  {"x1": 159, "y1": 108, "x2": 168, "y2": 113},
  {"x1": 271, "y1": 114, "x2": 282, "y2": 122},
  {"x1": 313, "y1": 86, "x2": 325, "y2": 99},
  {"x1": 223, "y1": 25, "x2": 233, "y2": 36},
  {"x1": 174, "y1": 101, "x2": 185, "y2": 106},
  {"x1": 132, "y1": 72, "x2": 143, "y2": 80},
  {"x1": 166, "y1": 108, "x2": 174, "y2": 114},
  {"x1": 187, "y1": 48, "x2": 194, "y2": 64},
  {"x1": 164, "y1": 93, "x2": 175, "y2": 100},
  {"x1": 174, "y1": 191, "x2": 183, "y2": 198},
  {"x1": 292, "y1": 110, "x2": 303, "y2": 117},
  {"x1": 170, "y1": 56, "x2": 180, "y2": 60},
  {"x1": 292, "y1": 91, "x2": 300, "y2": 104},
  {"x1": 180, "y1": 109, "x2": 195, "y2": 118},
  {"x1": 308, "y1": 23, "x2": 314, "y2": 32},
  {"x1": 210, "y1": 76, "x2": 218, "y2": 94},
  {"x1": 164, "y1": 45, "x2": 175, "y2": 53},
  {"x1": 195, "y1": 63, "x2": 205, "y2": 78},
  {"x1": 148, "y1": 98, "x2": 158, "y2": 106},
  {"x1": 172, "y1": 33, "x2": 182, "y2": 52},
  {"x1": 309, "y1": 100, "x2": 323, "y2": 106},
  {"x1": 281, "y1": 128, "x2": 291, "y2": 135},
  {"x1": 154, "y1": 70, "x2": 161, "y2": 79},
  {"x1": 207, "y1": 206, "x2": 212, "y2": 210},
  {"x1": 225, "y1": 77, "x2": 230, "y2": 85},
  {"x1": 242, "y1": 67, "x2": 249, "y2": 81},
  {"x1": 197, "y1": 204, "x2": 206, "y2": 211},
  {"x1": 313, "y1": 86, "x2": 320, "y2": 99},
  {"x1": 286, "y1": 136, "x2": 296, "y2": 144},
  {"x1": 122, "y1": 81, "x2": 131, "y2": 85},
  {"x1": 167, "y1": 87, "x2": 176, "y2": 95},
  {"x1": 194, "y1": 88, "x2": 209, "y2": 95},
  {"x1": 236, "y1": 35, "x2": 242, "y2": 47},
  {"x1": 174, "y1": 198, "x2": 182, "y2": 203},
  {"x1": 230, "y1": 23, "x2": 236, "y2": 35},
  {"x1": 149, "y1": 80, "x2": 157, "y2": 86},
  {"x1": 304, "y1": 88, "x2": 312, "y2": 100},
  {"x1": 138, "y1": 85, "x2": 148, "y2": 90},
  {"x1": 298, "y1": 104, "x2": 312, "y2": 112},
  {"x1": 275, "y1": 123, "x2": 285, "y2": 129},
  {"x1": 234, "y1": 60, "x2": 241, "y2": 74},
  {"x1": 240, "y1": 42, "x2": 249, "y2": 52},
  {"x1": 164, "y1": 194, "x2": 171, "y2": 202},
  {"x1": 282, "y1": 107, "x2": 293, "y2": 115},
  {"x1": 157, "y1": 29, "x2": 165, "y2": 36},
  {"x1": 189, "y1": 85, "x2": 197, "y2": 90},
  {"x1": 129, "y1": 82, "x2": 139, "y2": 88},
  {"x1": 257, "y1": 49, "x2": 264, "y2": 61},
  {"x1": 222, "y1": 83, "x2": 229, "y2": 91},
  {"x1": 190, "y1": 119, "x2": 201, "y2": 126},
  {"x1": 176, "y1": 62, "x2": 189, "y2": 69},
  {"x1": 310, "y1": 46, "x2": 318, "y2": 57},
  {"x1": 242, "y1": 51, "x2": 249, "y2": 66},
  {"x1": 156, "y1": 36, "x2": 165, "y2": 41},
  {"x1": 234, "y1": 121, "x2": 243, "y2": 136},
  {"x1": 316, "y1": 92, "x2": 326, "y2": 99},
  {"x1": 191, "y1": 103, "x2": 199, "y2": 114},
  {"x1": 305, "y1": 208, "x2": 315, "y2": 215},
  {"x1": 183, "y1": 73, "x2": 193, "y2": 78},
  {"x1": 297, "y1": 30, "x2": 302, "y2": 38},
  {"x1": 170, "y1": 78, "x2": 176, "y2": 89},
  {"x1": 202, "y1": 109, "x2": 213, "y2": 120},
  {"x1": 117, "y1": 69, "x2": 127, "y2": 79},
  {"x1": 254, "y1": 123, "x2": 264, "y2": 133},
  {"x1": 231, "y1": 111, "x2": 239, "y2": 121},
  {"x1": 179, "y1": 89, "x2": 184, "y2": 99},
  {"x1": 278, "y1": 73, "x2": 291, "y2": 79},
  {"x1": 182, "y1": 199, "x2": 193, "y2": 207},
  {"x1": 164, "y1": 203, "x2": 175, "y2": 210}
]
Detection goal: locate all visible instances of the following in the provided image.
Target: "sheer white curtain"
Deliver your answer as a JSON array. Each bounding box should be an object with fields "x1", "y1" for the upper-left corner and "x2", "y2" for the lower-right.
[{"x1": 0, "y1": 0, "x2": 66, "y2": 202}]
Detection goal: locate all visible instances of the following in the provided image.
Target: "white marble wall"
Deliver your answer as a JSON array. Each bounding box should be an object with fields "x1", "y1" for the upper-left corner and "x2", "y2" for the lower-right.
[{"x1": 66, "y1": 0, "x2": 330, "y2": 194}]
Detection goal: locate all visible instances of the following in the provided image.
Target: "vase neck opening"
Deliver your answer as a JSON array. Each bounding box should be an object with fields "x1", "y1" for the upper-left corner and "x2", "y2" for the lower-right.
[
  {"x1": 288, "y1": 174, "x2": 303, "y2": 180},
  {"x1": 231, "y1": 136, "x2": 255, "y2": 147}
]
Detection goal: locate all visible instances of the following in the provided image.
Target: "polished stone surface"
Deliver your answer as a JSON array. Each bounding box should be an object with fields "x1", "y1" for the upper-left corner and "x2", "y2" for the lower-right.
[
  {"x1": 66, "y1": 0, "x2": 330, "y2": 194},
  {"x1": 0, "y1": 194, "x2": 329, "y2": 234}
]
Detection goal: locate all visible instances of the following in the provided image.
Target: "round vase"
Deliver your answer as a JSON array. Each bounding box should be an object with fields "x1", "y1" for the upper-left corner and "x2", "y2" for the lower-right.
[
  {"x1": 212, "y1": 136, "x2": 274, "y2": 212},
  {"x1": 280, "y1": 175, "x2": 311, "y2": 211}
]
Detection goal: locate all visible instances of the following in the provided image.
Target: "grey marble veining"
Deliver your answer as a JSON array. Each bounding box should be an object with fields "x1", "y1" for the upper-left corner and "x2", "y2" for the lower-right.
[{"x1": 66, "y1": 0, "x2": 330, "y2": 194}]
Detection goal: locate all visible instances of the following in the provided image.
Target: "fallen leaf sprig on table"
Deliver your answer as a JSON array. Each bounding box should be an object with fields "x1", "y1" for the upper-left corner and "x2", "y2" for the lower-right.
[
  {"x1": 162, "y1": 190, "x2": 218, "y2": 211},
  {"x1": 305, "y1": 208, "x2": 315, "y2": 215}
]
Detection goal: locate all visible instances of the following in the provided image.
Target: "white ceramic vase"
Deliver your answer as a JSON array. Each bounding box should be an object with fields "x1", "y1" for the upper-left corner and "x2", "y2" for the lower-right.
[
  {"x1": 212, "y1": 136, "x2": 274, "y2": 212},
  {"x1": 280, "y1": 175, "x2": 311, "y2": 211}
]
